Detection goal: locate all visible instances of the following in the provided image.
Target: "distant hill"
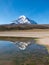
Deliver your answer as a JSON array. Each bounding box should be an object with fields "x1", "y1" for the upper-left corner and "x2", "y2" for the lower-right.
[{"x1": 0, "y1": 24, "x2": 49, "y2": 31}]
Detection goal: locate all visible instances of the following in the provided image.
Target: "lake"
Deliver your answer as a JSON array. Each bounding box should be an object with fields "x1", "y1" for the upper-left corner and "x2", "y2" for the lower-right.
[{"x1": 0, "y1": 38, "x2": 49, "y2": 65}]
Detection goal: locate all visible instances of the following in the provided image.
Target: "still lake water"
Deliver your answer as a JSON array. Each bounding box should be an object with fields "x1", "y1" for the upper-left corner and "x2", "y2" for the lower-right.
[{"x1": 0, "y1": 39, "x2": 49, "y2": 65}]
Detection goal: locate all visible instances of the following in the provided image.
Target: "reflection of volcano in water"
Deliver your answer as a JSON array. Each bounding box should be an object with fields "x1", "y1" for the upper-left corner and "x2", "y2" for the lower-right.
[
  {"x1": 14, "y1": 41, "x2": 49, "y2": 65},
  {"x1": 0, "y1": 40, "x2": 49, "y2": 65},
  {"x1": 14, "y1": 41, "x2": 48, "y2": 54},
  {"x1": 15, "y1": 41, "x2": 31, "y2": 50}
]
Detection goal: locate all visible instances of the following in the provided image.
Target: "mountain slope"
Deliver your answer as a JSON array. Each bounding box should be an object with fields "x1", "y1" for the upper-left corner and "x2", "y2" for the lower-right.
[{"x1": 12, "y1": 15, "x2": 37, "y2": 24}]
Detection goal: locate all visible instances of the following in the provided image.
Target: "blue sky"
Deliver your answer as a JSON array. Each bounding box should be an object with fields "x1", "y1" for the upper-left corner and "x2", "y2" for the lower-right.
[{"x1": 0, "y1": 0, "x2": 49, "y2": 24}]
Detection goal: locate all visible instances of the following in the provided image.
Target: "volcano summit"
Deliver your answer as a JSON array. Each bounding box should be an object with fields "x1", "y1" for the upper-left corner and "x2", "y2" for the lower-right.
[{"x1": 12, "y1": 15, "x2": 37, "y2": 24}]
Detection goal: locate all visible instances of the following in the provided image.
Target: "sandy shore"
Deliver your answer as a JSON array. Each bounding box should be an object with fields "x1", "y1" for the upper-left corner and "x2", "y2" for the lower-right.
[
  {"x1": 0, "y1": 30, "x2": 49, "y2": 45},
  {"x1": 0, "y1": 31, "x2": 49, "y2": 37}
]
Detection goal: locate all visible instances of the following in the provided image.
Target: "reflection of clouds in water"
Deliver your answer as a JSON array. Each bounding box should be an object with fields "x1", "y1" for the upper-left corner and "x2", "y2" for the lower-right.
[{"x1": 15, "y1": 41, "x2": 31, "y2": 50}]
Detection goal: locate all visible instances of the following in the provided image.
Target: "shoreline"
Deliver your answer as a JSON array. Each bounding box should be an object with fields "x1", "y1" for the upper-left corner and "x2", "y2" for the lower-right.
[{"x1": 0, "y1": 30, "x2": 49, "y2": 45}]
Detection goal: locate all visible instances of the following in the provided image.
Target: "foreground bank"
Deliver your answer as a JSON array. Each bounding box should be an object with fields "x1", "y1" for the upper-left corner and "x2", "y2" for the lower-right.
[{"x1": 0, "y1": 30, "x2": 49, "y2": 45}]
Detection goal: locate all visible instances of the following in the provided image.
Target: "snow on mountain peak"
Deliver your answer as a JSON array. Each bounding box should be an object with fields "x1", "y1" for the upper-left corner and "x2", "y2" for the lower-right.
[
  {"x1": 18, "y1": 15, "x2": 31, "y2": 24},
  {"x1": 19, "y1": 15, "x2": 26, "y2": 20}
]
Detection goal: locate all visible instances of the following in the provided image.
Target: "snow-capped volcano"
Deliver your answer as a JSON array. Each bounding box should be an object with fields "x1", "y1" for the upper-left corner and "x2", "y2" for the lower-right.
[
  {"x1": 12, "y1": 15, "x2": 37, "y2": 24},
  {"x1": 18, "y1": 15, "x2": 31, "y2": 24}
]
